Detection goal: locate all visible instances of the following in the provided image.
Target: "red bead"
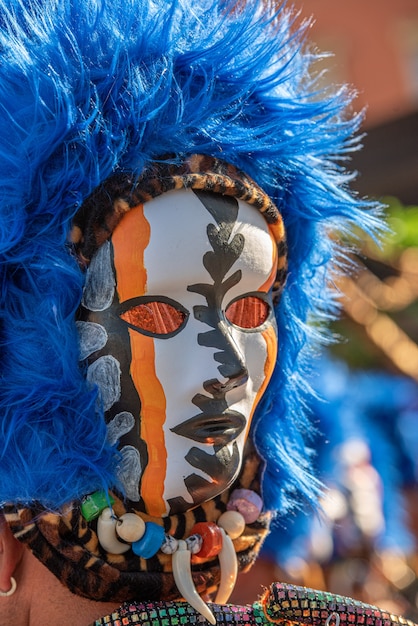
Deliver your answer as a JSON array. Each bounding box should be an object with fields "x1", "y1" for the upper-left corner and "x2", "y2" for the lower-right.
[{"x1": 189, "y1": 522, "x2": 223, "y2": 559}]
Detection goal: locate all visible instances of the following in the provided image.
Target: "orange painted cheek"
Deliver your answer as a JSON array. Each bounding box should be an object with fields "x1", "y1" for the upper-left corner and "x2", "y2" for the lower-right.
[
  {"x1": 245, "y1": 325, "x2": 277, "y2": 439},
  {"x1": 243, "y1": 241, "x2": 278, "y2": 438},
  {"x1": 111, "y1": 204, "x2": 150, "y2": 299},
  {"x1": 258, "y1": 232, "x2": 278, "y2": 293},
  {"x1": 129, "y1": 329, "x2": 168, "y2": 518},
  {"x1": 262, "y1": 325, "x2": 278, "y2": 389}
]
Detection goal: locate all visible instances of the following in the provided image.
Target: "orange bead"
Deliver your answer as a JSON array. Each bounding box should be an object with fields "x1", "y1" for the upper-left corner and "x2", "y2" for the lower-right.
[{"x1": 189, "y1": 522, "x2": 223, "y2": 559}]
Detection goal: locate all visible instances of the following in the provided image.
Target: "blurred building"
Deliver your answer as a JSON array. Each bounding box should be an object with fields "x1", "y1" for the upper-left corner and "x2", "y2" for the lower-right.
[
  {"x1": 298, "y1": 0, "x2": 418, "y2": 126},
  {"x1": 297, "y1": 0, "x2": 418, "y2": 203}
]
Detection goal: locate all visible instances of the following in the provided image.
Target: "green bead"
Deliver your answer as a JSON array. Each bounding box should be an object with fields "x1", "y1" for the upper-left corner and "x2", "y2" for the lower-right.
[{"x1": 80, "y1": 491, "x2": 115, "y2": 521}]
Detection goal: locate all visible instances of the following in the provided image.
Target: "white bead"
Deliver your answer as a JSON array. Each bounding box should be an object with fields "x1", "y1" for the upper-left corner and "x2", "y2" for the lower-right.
[
  {"x1": 161, "y1": 534, "x2": 179, "y2": 555},
  {"x1": 217, "y1": 510, "x2": 246, "y2": 539},
  {"x1": 116, "y1": 513, "x2": 146, "y2": 543},
  {"x1": 97, "y1": 508, "x2": 130, "y2": 554},
  {"x1": 185, "y1": 533, "x2": 203, "y2": 554}
]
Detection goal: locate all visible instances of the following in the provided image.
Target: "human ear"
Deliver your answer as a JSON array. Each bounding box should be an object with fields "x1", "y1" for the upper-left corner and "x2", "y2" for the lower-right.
[{"x1": 0, "y1": 514, "x2": 23, "y2": 594}]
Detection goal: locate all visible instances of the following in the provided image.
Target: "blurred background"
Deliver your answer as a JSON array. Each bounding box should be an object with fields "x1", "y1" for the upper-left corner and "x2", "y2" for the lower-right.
[
  {"x1": 231, "y1": 0, "x2": 418, "y2": 619},
  {"x1": 301, "y1": 0, "x2": 418, "y2": 204}
]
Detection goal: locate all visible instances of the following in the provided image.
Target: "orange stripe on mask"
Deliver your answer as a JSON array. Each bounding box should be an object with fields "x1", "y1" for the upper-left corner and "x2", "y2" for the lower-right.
[
  {"x1": 129, "y1": 330, "x2": 167, "y2": 517},
  {"x1": 245, "y1": 325, "x2": 277, "y2": 439},
  {"x1": 112, "y1": 205, "x2": 168, "y2": 517},
  {"x1": 254, "y1": 234, "x2": 279, "y2": 424},
  {"x1": 258, "y1": 230, "x2": 278, "y2": 293},
  {"x1": 244, "y1": 241, "x2": 278, "y2": 439}
]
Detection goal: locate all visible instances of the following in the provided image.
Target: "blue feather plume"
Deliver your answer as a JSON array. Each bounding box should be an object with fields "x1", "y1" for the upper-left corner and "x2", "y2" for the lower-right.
[{"x1": 0, "y1": 0, "x2": 382, "y2": 511}]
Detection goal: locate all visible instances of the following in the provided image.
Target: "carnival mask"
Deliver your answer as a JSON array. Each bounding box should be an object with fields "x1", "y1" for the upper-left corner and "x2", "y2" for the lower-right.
[{"x1": 77, "y1": 186, "x2": 279, "y2": 518}]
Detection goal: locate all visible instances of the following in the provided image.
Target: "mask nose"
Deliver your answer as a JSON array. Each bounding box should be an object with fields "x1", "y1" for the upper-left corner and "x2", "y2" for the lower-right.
[
  {"x1": 205, "y1": 369, "x2": 248, "y2": 394},
  {"x1": 200, "y1": 320, "x2": 249, "y2": 395}
]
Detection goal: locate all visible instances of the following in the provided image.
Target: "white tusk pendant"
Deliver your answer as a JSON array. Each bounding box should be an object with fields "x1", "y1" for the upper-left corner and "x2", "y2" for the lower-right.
[
  {"x1": 172, "y1": 540, "x2": 216, "y2": 625},
  {"x1": 214, "y1": 528, "x2": 237, "y2": 604},
  {"x1": 97, "y1": 507, "x2": 131, "y2": 554}
]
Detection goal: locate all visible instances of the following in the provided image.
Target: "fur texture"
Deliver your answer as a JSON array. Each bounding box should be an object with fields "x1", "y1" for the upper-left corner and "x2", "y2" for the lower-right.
[{"x1": 0, "y1": 0, "x2": 381, "y2": 513}]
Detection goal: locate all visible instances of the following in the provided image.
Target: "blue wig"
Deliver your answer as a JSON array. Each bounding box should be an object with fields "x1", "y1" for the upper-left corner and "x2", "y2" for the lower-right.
[{"x1": 0, "y1": 0, "x2": 381, "y2": 513}]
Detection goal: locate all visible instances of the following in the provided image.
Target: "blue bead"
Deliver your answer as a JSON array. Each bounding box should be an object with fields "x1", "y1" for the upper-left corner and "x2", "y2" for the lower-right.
[{"x1": 132, "y1": 522, "x2": 165, "y2": 558}]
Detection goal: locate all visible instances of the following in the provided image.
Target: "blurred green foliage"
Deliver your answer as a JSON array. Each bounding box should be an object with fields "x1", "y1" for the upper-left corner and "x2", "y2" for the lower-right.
[{"x1": 383, "y1": 197, "x2": 418, "y2": 252}]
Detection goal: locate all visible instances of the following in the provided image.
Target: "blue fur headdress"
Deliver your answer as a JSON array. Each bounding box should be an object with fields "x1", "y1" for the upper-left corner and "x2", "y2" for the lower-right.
[{"x1": 0, "y1": 0, "x2": 380, "y2": 513}]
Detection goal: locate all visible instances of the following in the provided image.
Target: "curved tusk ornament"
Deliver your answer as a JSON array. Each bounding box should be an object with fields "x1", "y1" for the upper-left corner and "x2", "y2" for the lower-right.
[
  {"x1": 214, "y1": 528, "x2": 237, "y2": 604},
  {"x1": 172, "y1": 540, "x2": 216, "y2": 625},
  {"x1": 97, "y1": 507, "x2": 131, "y2": 554}
]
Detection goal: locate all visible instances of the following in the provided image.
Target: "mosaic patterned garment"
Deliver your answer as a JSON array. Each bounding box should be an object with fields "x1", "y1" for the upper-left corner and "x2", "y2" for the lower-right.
[{"x1": 92, "y1": 582, "x2": 418, "y2": 626}]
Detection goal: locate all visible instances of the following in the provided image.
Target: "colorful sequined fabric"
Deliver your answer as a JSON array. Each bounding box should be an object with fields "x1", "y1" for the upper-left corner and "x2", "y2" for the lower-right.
[
  {"x1": 92, "y1": 583, "x2": 418, "y2": 626},
  {"x1": 91, "y1": 600, "x2": 267, "y2": 625},
  {"x1": 262, "y1": 583, "x2": 418, "y2": 626}
]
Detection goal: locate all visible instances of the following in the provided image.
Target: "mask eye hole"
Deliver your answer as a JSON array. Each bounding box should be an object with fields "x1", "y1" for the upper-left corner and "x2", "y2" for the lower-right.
[
  {"x1": 225, "y1": 295, "x2": 271, "y2": 329},
  {"x1": 119, "y1": 297, "x2": 189, "y2": 338}
]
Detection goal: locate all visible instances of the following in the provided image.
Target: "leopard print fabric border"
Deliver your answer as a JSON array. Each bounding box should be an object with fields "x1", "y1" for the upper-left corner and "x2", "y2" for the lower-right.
[
  {"x1": 71, "y1": 154, "x2": 287, "y2": 300},
  {"x1": 3, "y1": 446, "x2": 270, "y2": 602}
]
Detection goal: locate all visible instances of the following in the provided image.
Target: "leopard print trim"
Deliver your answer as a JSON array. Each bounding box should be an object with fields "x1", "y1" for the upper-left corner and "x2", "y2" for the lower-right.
[
  {"x1": 71, "y1": 154, "x2": 287, "y2": 299},
  {"x1": 3, "y1": 446, "x2": 271, "y2": 603}
]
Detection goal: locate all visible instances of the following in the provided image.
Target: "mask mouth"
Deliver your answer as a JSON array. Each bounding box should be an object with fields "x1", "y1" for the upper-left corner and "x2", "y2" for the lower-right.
[{"x1": 170, "y1": 411, "x2": 246, "y2": 445}]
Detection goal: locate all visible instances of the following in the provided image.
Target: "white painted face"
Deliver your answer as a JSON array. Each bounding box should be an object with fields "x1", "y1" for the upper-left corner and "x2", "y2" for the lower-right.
[{"x1": 77, "y1": 189, "x2": 278, "y2": 517}]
